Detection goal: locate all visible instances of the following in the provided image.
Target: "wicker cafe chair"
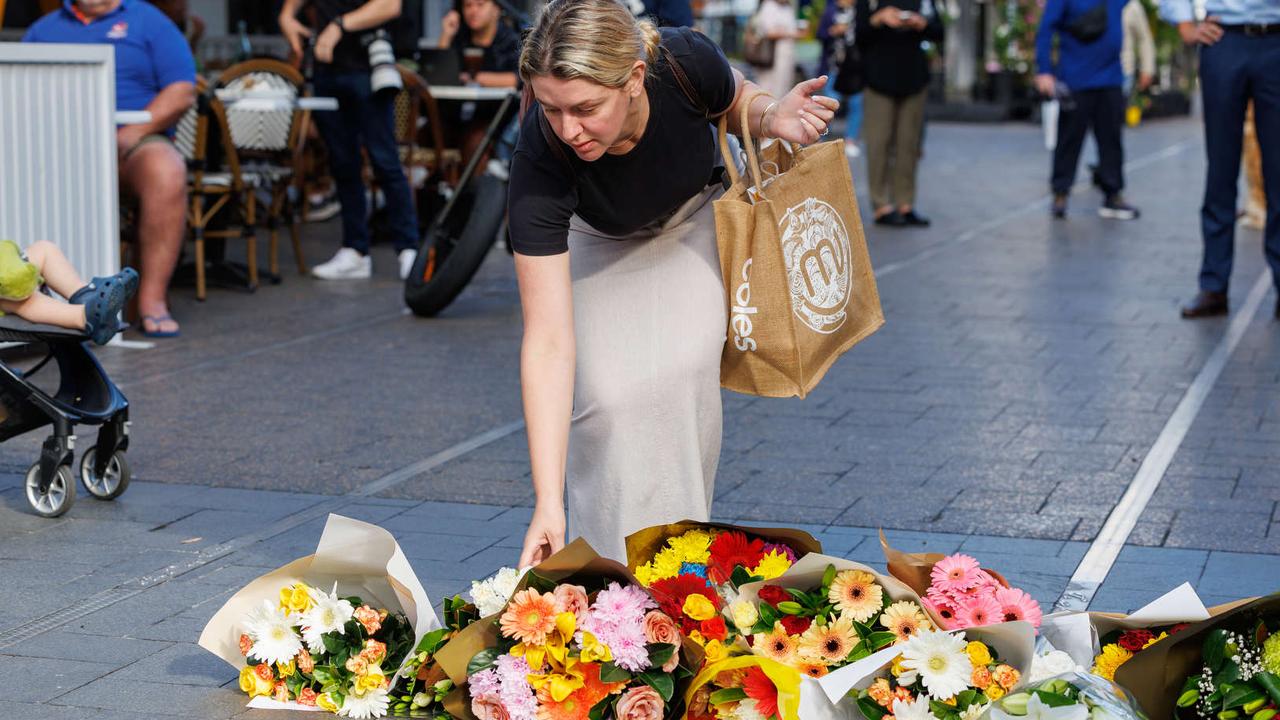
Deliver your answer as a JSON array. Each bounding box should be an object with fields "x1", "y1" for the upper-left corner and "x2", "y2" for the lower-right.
[
  {"x1": 174, "y1": 77, "x2": 261, "y2": 301},
  {"x1": 211, "y1": 59, "x2": 311, "y2": 283},
  {"x1": 394, "y1": 66, "x2": 461, "y2": 186}
]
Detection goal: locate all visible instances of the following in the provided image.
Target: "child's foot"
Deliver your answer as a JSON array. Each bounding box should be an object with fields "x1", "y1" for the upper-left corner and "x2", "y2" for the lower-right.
[{"x1": 71, "y1": 269, "x2": 137, "y2": 345}]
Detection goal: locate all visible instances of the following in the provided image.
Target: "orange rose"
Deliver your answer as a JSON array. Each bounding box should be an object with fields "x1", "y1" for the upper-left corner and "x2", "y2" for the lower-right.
[
  {"x1": 345, "y1": 656, "x2": 369, "y2": 675},
  {"x1": 993, "y1": 664, "x2": 1020, "y2": 690},
  {"x1": 354, "y1": 605, "x2": 382, "y2": 635},
  {"x1": 616, "y1": 685, "x2": 664, "y2": 720},
  {"x1": 971, "y1": 666, "x2": 992, "y2": 688},
  {"x1": 238, "y1": 634, "x2": 253, "y2": 656},
  {"x1": 472, "y1": 694, "x2": 511, "y2": 720},
  {"x1": 643, "y1": 611, "x2": 681, "y2": 646},
  {"x1": 296, "y1": 648, "x2": 314, "y2": 674},
  {"x1": 254, "y1": 663, "x2": 275, "y2": 683},
  {"x1": 868, "y1": 678, "x2": 893, "y2": 708},
  {"x1": 894, "y1": 687, "x2": 914, "y2": 704},
  {"x1": 554, "y1": 584, "x2": 590, "y2": 619},
  {"x1": 297, "y1": 688, "x2": 319, "y2": 706},
  {"x1": 360, "y1": 639, "x2": 388, "y2": 665},
  {"x1": 273, "y1": 680, "x2": 289, "y2": 703}
]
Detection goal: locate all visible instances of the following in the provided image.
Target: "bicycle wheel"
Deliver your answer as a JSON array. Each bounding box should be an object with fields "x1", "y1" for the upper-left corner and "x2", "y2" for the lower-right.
[{"x1": 404, "y1": 174, "x2": 507, "y2": 317}]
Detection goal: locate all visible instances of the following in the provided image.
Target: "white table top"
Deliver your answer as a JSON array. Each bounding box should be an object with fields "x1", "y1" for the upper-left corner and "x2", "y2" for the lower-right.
[
  {"x1": 114, "y1": 111, "x2": 153, "y2": 125},
  {"x1": 428, "y1": 86, "x2": 517, "y2": 102},
  {"x1": 214, "y1": 92, "x2": 338, "y2": 111}
]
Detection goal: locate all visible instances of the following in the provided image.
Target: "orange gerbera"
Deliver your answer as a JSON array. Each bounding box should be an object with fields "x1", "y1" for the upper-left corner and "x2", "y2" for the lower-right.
[
  {"x1": 797, "y1": 661, "x2": 829, "y2": 678},
  {"x1": 536, "y1": 663, "x2": 624, "y2": 720},
  {"x1": 501, "y1": 588, "x2": 560, "y2": 646}
]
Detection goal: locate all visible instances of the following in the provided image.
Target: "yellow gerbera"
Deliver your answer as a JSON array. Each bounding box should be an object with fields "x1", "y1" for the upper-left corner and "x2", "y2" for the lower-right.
[
  {"x1": 1091, "y1": 644, "x2": 1133, "y2": 681},
  {"x1": 799, "y1": 615, "x2": 859, "y2": 665},
  {"x1": 752, "y1": 551, "x2": 793, "y2": 581},
  {"x1": 755, "y1": 623, "x2": 799, "y2": 664},
  {"x1": 828, "y1": 570, "x2": 883, "y2": 622},
  {"x1": 880, "y1": 601, "x2": 931, "y2": 643}
]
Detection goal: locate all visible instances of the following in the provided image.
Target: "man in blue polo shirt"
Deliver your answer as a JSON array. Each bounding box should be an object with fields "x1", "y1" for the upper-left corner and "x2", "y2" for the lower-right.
[{"x1": 25, "y1": 0, "x2": 196, "y2": 338}]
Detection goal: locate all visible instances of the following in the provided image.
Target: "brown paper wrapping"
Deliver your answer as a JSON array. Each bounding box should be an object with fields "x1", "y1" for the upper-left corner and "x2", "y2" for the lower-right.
[
  {"x1": 435, "y1": 538, "x2": 704, "y2": 720},
  {"x1": 1113, "y1": 594, "x2": 1277, "y2": 720},
  {"x1": 624, "y1": 520, "x2": 823, "y2": 575},
  {"x1": 879, "y1": 530, "x2": 1010, "y2": 595}
]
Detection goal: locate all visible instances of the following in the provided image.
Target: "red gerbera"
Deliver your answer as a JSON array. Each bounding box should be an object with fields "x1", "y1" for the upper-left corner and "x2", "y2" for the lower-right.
[
  {"x1": 757, "y1": 585, "x2": 790, "y2": 607},
  {"x1": 779, "y1": 615, "x2": 812, "y2": 636},
  {"x1": 1170, "y1": 623, "x2": 1190, "y2": 635},
  {"x1": 1118, "y1": 629, "x2": 1155, "y2": 652},
  {"x1": 701, "y1": 617, "x2": 728, "y2": 641},
  {"x1": 707, "y1": 531, "x2": 766, "y2": 584},
  {"x1": 743, "y1": 666, "x2": 780, "y2": 720},
  {"x1": 650, "y1": 573, "x2": 720, "y2": 633}
]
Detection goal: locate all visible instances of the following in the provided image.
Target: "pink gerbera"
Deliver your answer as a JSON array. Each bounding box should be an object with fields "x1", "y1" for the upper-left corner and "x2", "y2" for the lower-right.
[
  {"x1": 931, "y1": 554, "x2": 982, "y2": 593},
  {"x1": 994, "y1": 587, "x2": 1043, "y2": 628},
  {"x1": 921, "y1": 597, "x2": 958, "y2": 630},
  {"x1": 955, "y1": 594, "x2": 1001, "y2": 629}
]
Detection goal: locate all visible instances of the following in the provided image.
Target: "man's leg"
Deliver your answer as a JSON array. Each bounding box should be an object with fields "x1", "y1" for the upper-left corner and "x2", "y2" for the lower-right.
[
  {"x1": 1247, "y1": 34, "x2": 1280, "y2": 299},
  {"x1": 1051, "y1": 89, "x2": 1092, "y2": 196},
  {"x1": 862, "y1": 89, "x2": 894, "y2": 214},
  {"x1": 1092, "y1": 86, "x2": 1126, "y2": 196},
  {"x1": 360, "y1": 85, "x2": 418, "y2": 253},
  {"x1": 311, "y1": 69, "x2": 371, "y2": 255},
  {"x1": 121, "y1": 142, "x2": 185, "y2": 334},
  {"x1": 1197, "y1": 34, "x2": 1250, "y2": 294}
]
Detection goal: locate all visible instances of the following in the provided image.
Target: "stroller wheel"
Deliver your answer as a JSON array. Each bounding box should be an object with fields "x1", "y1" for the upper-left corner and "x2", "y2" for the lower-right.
[
  {"x1": 80, "y1": 447, "x2": 130, "y2": 501},
  {"x1": 25, "y1": 463, "x2": 75, "y2": 518}
]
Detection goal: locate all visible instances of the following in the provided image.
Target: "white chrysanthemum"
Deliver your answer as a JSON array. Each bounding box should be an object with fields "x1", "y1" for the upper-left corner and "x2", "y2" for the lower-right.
[
  {"x1": 899, "y1": 629, "x2": 973, "y2": 699},
  {"x1": 300, "y1": 583, "x2": 355, "y2": 653},
  {"x1": 959, "y1": 702, "x2": 988, "y2": 720},
  {"x1": 338, "y1": 687, "x2": 390, "y2": 719},
  {"x1": 1029, "y1": 650, "x2": 1080, "y2": 683},
  {"x1": 893, "y1": 696, "x2": 940, "y2": 720},
  {"x1": 244, "y1": 599, "x2": 303, "y2": 665},
  {"x1": 470, "y1": 567, "x2": 524, "y2": 617}
]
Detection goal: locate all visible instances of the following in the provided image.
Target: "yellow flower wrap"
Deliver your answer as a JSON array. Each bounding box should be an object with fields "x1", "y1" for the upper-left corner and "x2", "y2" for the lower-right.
[{"x1": 685, "y1": 655, "x2": 802, "y2": 720}]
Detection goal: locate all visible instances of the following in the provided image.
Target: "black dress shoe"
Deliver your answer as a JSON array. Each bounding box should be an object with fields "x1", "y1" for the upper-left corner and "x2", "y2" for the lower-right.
[
  {"x1": 874, "y1": 211, "x2": 905, "y2": 227},
  {"x1": 901, "y1": 210, "x2": 931, "y2": 226},
  {"x1": 1180, "y1": 291, "x2": 1229, "y2": 319}
]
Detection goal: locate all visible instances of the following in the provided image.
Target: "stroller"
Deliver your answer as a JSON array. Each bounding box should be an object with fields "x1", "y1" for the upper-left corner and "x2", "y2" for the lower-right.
[{"x1": 0, "y1": 315, "x2": 131, "y2": 517}]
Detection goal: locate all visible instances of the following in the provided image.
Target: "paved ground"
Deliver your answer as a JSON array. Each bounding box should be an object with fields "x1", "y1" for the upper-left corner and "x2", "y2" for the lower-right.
[{"x1": 0, "y1": 113, "x2": 1277, "y2": 718}]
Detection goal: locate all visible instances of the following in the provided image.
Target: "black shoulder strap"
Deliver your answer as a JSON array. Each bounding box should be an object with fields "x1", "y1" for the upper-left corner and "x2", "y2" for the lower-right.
[{"x1": 659, "y1": 44, "x2": 710, "y2": 119}]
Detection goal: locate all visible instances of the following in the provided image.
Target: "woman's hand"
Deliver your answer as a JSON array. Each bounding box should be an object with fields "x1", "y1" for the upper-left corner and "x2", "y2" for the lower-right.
[
  {"x1": 766, "y1": 77, "x2": 840, "y2": 145},
  {"x1": 871, "y1": 6, "x2": 905, "y2": 28},
  {"x1": 278, "y1": 12, "x2": 313, "y2": 59},
  {"x1": 518, "y1": 502, "x2": 566, "y2": 568},
  {"x1": 314, "y1": 20, "x2": 343, "y2": 63}
]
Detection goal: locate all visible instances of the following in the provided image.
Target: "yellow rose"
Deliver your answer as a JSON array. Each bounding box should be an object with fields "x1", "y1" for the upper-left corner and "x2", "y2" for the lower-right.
[
  {"x1": 966, "y1": 641, "x2": 992, "y2": 667},
  {"x1": 703, "y1": 639, "x2": 729, "y2": 663},
  {"x1": 683, "y1": 594, "x2": 717, "y2": 622},
  {"x1": 317, "y1": 693, "x2": 339, "y2": 712},
  {"x1": 356, "y1": 671, "x2": 387, "y2": 694},
  {"x1": 986, "y1": 684, "x2": 1006, "y2": 701},
  {"x1": 730, "y1": 601, "x2": 759, "y2": 630},
  {"x1": 276, "y1": 659, "x2": 296, "y2": 678},
  {"x1": 689, "y1": 630, "x2": 706, "y2": 646},
  {"x1": 278, "y1": 583, "x2": 313, "y2": 615},
  {"x1": 239, "y1": 666, "x2": 273, "y2": 698}
]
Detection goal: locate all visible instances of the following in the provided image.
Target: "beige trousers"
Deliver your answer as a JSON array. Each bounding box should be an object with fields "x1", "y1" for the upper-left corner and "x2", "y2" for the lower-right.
[
  {"x1": 863, "y1": 88, "x2": 928, "y2": 211},
  {"x1": 564, "y1": 182, "x2": 727, "y2": 562}
]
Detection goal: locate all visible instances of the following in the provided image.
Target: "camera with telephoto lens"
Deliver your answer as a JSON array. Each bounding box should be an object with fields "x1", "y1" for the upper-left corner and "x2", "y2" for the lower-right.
[{"x1": 364, "y1": 29, "x2": 403, "y2": 94}]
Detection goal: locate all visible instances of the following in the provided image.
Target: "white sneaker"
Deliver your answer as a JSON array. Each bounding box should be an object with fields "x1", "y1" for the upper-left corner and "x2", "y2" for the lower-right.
[
  {"x1": 398, "y1": 248, "x2": 418, "y2": 280},
  {"x1": 311, "y1": 247, "x2": 371, "y2": 280},
  {"x1": 844, "y1": 141, "x2": 861, "y2": 158}
]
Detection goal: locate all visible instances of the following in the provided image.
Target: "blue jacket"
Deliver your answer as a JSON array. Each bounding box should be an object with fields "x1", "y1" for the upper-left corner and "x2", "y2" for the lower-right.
[{"x1": 1036, "y1": 0, "x2": 1126, "y2": 91}]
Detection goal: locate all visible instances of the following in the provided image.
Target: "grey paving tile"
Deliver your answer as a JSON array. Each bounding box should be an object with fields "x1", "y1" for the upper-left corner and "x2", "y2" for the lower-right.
[
  {"x1": 111, "y1": 642, "x2": 236, "y2": 687},
  {"x1": 0, "y1": 655, "x2": 118, "y2": 703},
  {"x1": 52, "y1": 677, "x2": 247, "y2": 716},
  {"x1": 0, "y1": 631, "x2": 171, "y2": 665}
]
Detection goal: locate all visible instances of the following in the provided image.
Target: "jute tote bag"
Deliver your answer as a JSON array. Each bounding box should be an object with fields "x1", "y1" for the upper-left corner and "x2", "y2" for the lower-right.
[{"x1": 713, "y1": 93, "x2": 884, "y2": 398}]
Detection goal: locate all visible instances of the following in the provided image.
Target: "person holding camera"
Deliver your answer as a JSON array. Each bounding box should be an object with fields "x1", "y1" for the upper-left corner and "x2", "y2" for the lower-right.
[
  {"x1": 1035, "y1": 0, "x2": 1140, "y2": 221},
  {"x1": 856, "y1": 0, "x2": 942, "y2": 227},
  {"x1": 279, "y1": 0, "x2": 420, "y2": 280}
]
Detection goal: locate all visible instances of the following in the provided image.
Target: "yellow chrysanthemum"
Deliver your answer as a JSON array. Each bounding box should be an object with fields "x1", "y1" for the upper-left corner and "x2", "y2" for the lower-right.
[
  {"x1": 635, "y1": 565, "x2": 657, "y2": 586},
  {"x1": 651, "y1": 549, "x2": 684, "y2": 579},
  {"x1": 1091, "y1": 644, "x2": 1133, "y2": 681},
  {"x1": 752, "y1": 551, "x2": 793, "y2": 581},
  {"x1": 1143, "y1": 632, "x2": 1168, "y2": 650},
  {"x1": 668, "y1": 530, "x2": 714, "y2": 564}
]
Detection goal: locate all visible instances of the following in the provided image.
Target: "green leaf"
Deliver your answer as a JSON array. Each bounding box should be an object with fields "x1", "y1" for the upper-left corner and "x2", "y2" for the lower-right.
[
  {"x1": 467, "y1": 648, "x2": 502, "y2": 676},
  {"x1": 759, "y1": 603, "x2": 780, "y2": 627},
  {"x1": 710, "y1": 688, "x2": 749, "y2": 705},
  {"x1": 1257, "y1": 672, "x2": 1280, "y2": 706},
  {"x1": 416, "y1": 628, "x2": 450, "y2": 655},
  {"x1": 1032, "y1": 691, "x2": 1078, "y2": 708},
  {"x1": 847, "y1": 644, "x2": 872, "y2": 662},
  {"x1": 600, "y1": 662, "x2": 633, "y2": 683},
  {"x1": 526, "y1": 571, "x2": 557, "y2": 594},
  {"x1": 822, "y1": 564, "x2": 837, "y2": 591},
  {"x1": 731, "y1": 566, "x2": 759, "y2": 589},
  {"x1": 1205, "y1": 629, "x2": 1229, "y2": 672},
  {"x1": 647, "y1": 643, "x2": 676, "y2": 668},
  {"x1": 867, "y1": 631, "x2": 898, "y2": 651},
  {"x1": 955, "y1": 690, "x2": 980, "y2": 709},
  {"x1": 1221, "y1": 686, "x2": 1264, "y2": 710},
  {"x1": 857, "y1": 696, "x2": 888, "y2": 720},
  {"x1": 322, "y1": 633, "x2": 344, "y2": 655},
  {"x1": 588, "y1": 695, "x2": 613, "y2": 720},
  {"x1": 1216, "y1": 663, "x2": 1242, "y2": 686},
  {"x1": 638, "y1": 671, "x2": 675, "y2": 702},
  {"x1": 931, "y1": 700, "x2": 956, "y2": 717},
  {"x1": 853, "y1": 619, "x2": 873, "y2": 637}
]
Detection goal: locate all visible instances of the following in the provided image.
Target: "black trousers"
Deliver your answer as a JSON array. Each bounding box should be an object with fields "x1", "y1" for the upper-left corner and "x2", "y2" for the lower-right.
[{"x1": 1051, "y1": 86, "x2": 1125, "y2": 196}]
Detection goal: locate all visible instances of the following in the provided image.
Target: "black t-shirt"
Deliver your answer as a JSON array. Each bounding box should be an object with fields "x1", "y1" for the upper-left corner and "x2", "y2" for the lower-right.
[
  {"x1": 507, "y1": 27, "x2": 736, "y2": 257},
  {"x1": 451, "y1": 21, "x2": 521, "y2": 74},
  {"x1": 312, "y1": 0, "x2": 391, "y2": 71}
]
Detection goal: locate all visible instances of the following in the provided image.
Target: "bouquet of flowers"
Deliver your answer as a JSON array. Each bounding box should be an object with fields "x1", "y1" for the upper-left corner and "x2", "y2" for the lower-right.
[
  {"x1": 436, "y1": 539, "x2": 702, "y2": 720},
  {"x1": 1090, "y1": 624, "x2": 1189, "y2": 681},
  {"x1": 989, "y1": 672, "x2": 1148, "y2": 720},
  {"x1": 914, "y1": 553, "x2": 1041, "y2": 632},
  {"x1": 852, "y1": 628, "x2": 1025, "y2": 720},
  {"x1": 727, "y1": 554, "x2": 935, "y2": 676},
  {"x1": 684, "y1": 656, "x2": 802, "y2": 720},
  {"x1": 1175, "y1": 619, "x2": 1280, "y2": 720},
  {"x1": 200, "y1": 514, "x2": 438, "y2": 719},
  {"x1": 234, "y1": 582, "x2": 415, "y2": 716}
]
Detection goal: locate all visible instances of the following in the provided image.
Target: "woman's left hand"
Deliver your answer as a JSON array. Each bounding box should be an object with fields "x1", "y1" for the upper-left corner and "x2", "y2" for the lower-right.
[{"x1": 768, "y1": 77, "x2": 840, "y2": 144}]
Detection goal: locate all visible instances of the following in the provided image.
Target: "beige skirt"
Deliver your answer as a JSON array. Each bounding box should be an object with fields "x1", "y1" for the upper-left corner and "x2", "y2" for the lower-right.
[{"x1": 565, "y1": 181, "x2": 727, "y2": 561}]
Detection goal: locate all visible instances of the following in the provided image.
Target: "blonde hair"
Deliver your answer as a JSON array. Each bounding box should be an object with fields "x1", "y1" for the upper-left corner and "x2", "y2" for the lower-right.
[{"x1": 519, "y1": 0, "x2": 661, "y2": 89}]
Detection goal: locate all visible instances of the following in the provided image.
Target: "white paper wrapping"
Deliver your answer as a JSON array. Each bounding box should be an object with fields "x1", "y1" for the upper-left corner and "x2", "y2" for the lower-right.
[{"x1": 1039, "y1": 582, "x2": 1209, "y2": 668}]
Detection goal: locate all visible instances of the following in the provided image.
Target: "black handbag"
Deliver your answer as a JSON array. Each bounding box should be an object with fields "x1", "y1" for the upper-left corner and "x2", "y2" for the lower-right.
[
  {"x1": 833, "y1": 39, "x2": 865, "y2": 95},
  {"x1": 1064, "y1": 1, "x2": 1108, "y2": 43}
]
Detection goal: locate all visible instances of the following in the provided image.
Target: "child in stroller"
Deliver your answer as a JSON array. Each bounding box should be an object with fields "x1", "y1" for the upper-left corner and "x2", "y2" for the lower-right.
[
  {"x1": 0, "y1": 239, "x2": 138, "y2": 345},
  {"x1": 0, "y1": 240, "x2": 138, "y2": 517}
]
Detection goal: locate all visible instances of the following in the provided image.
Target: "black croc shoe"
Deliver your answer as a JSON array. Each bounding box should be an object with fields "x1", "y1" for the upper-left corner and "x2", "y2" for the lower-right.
[{"x1": 72, "y1": 268, "x2": 138, "y2": 345}]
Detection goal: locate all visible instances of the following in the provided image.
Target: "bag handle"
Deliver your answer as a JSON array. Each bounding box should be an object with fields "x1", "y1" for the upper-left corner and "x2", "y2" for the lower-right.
[{"x1": 718, "y1": 89, "x2": 771, "y2": 193}]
